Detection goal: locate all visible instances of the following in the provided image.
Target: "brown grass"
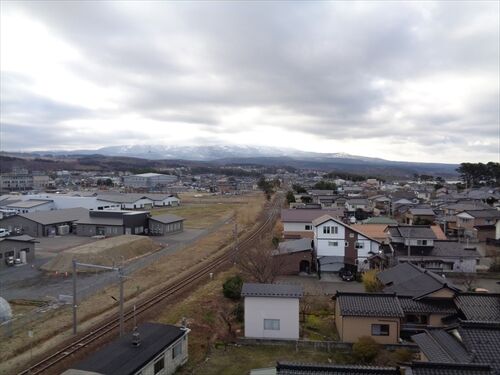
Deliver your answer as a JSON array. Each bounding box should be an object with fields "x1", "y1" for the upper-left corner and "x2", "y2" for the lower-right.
[{"x1": 0, "y1": 193, "x2": 266, "y2": 375}]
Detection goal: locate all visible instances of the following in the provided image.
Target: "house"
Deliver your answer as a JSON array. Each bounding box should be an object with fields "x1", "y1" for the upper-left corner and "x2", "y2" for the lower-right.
[
  {"x1": 75, "y1": 210, "x2": 150, "y2": 237},
  {"x1": 148, "y1": 214, "x2": 184, "y2": 235},
  {"x1": 62, "y1": 322, "x2": 189, "y2": 375},
  {"x1": 312, "y1": 215, "x2": 381, "y2": 273},
  {"x1": 456, "y1": 210, "x2": 500, "y2": 239},
  {"x1": 334, "y1": 292, "x2": 403, "y2": 344},
  {"x1": 0, "y1": 235, "x2": 37, "y2": 270},
  {"x1": 351, "y1": 224, "x2": 391, "y2": 244},
  {"x1": 345, "y1": 199, "x2": 370, "y2": 213},
  {"x1": 281, "y1": 209, "x2": 345, "y2": 239},
  {"x1": 387, "y1": 225, "x2": 480, "y2": 272},
  {"x1": 404, "y1": 208, "x2": 436, "y2": 225},
  {"x1": 377, "y1": 263, "x2": 459, "y2": 299},
  {"x1": 242, "y1": 283, "x2": 303, "y2": 340},
  {"x1": 0, "y1": 207, "x2": 89, "y2": 237},
  {"x1": 97, "y1": 194, "x2": 155, "y2": 210},
  {"x1": 273, "y1": 238, "x2": 314, "y2": 275},
  {"x1": 411, "y1": 321, "x2": 500, "y2": 374}
]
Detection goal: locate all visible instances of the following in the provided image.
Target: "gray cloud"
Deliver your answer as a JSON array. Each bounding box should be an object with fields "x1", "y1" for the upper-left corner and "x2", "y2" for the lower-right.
[{"x1": 0, "y1": 1, "x2": 498, "y2": 162}]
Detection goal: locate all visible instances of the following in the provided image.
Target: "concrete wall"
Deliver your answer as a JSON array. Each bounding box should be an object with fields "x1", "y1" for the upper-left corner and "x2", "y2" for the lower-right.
[{"x1": 244, "y1": 296, "x2": 299, "y2": 339}]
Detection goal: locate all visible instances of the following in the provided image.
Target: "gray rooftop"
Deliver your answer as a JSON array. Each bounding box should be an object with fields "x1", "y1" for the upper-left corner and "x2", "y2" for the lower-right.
[
  {"x1": 276, "y1": 362, "x2": 401, "y2": 375},
  {"x1": 0, "y1": 235, "x2": 37, "y2": 243},
  {"x1": 6, "y1": 199, "x2": 52, "y2": 208},
  {"x1": 409, "y1": 208, "x2": 436, "y2": 216},
  {"x1": 454, "y1": 294, "x2": 500, "y2": 321},
  {"x1": 281, "y1": 209, "x2": 344, "y2": 223},
  {"x1": 241, "y1": 283, "x2": 303, "y2": 298},
  {"x1": 149, "y1": 214, "x2": 184, "y2": 224},
  {"x1": 409, "y1": 362, "x2": 492, "y2": 375},
  {"x1": 412, "y1": 330, "x2": 470, "y2": 363},
  {"x1": 335, "y1": 292, "x2": 404, "y2": 318},
  {"x1": 388, "y1": 225, "x2": 437, "y2": 239},
  {"x1": 276, "y1": 238, "x2": 313, "y2": 255},
  {"x1": 6, "y1": 207, "x2": 89, "y2": 225}
]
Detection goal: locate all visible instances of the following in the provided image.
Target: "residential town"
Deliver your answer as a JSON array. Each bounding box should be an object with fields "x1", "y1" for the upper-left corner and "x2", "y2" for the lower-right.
[{"x1": 0, "y1": 159, "x2": 499, "y2": 375}]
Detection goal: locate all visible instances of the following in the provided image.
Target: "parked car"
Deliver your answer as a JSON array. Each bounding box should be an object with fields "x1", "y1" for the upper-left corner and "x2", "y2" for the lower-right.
[
  {"x1": 0, "y1": 228, "x2": 11, "y2": 238},
  {"x1": 339, "y1": 268, "x2": 355, "y2": 282}
]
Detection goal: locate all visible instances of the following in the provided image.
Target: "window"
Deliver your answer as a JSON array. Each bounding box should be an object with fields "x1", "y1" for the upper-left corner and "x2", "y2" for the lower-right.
[
  {"x1": 355, "y1": 242, "x2": 364, "y2": 249},
  {"x1": 371, "y1": 324, "x2": 390, "y2": 336},
  {"x1": 264, "y1": 319, "x2": 280, "y2": 330},
  {"x1": 349, "y1": 233, "x2": 354, "y2": 238},
  {"x1": 305, "y1": 225, "x2": 312, "y2": 230},
  {"x1": 323, "y1": 226, "x2": 338, "y2": 234},
  {"x1": 323, "y1": 226, "x2": 330, "y2": 234},
  {"x1": 345, "y1": 242, "x2": 349, "y2": 247},
  {"x1": 328, "y1": 241, "x2": 338, "y2": 247},
  {"x1": 417, "y1": 239, "x2": 428, "y2": 246},
  {"x1": 154, "y1": 357, "x2": 165, "y2": 374},
  {"x1": 172, "y1": 342, "x2": 182, "y2": 359}
]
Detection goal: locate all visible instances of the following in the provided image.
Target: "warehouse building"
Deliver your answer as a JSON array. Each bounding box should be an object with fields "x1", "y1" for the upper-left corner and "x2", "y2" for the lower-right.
[
  {"x1": 0, "y1": 207, "x2": 89, "y2": 237},
  {"x1": 123, "y1": 173, "x2": 178, "y2": 189},
  {"x1": 149, "y1": 214, "x2": 184, "y2": 235},
  {"x1": 0, "y1": 235, "x2": 37, "y2": 270},
  {"x1": 75, "y1": 210, "x2": 150, "y2": 237}
]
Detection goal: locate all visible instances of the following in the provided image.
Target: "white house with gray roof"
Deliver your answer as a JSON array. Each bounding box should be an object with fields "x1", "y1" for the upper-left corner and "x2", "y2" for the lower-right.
[{"x1": 242, "y1": 283, "x2": 303, "y2": 340}]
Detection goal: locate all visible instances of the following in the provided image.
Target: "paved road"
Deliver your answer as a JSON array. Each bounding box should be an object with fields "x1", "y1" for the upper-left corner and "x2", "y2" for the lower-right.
[{"x1": 0, "y1": 215, "x2": 231, "y2": 301}]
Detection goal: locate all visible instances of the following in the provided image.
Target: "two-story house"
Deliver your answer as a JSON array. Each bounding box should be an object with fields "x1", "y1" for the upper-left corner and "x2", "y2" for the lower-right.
[
  {"x1": 312, "y1": 215, "x2": 381, "y2": 274},
  {"x1": 456, "y1": 209, "x2": 500, "y2": 239},
  {"x1": 281, "y1": 208, "x2": 345, "y2": 239}
]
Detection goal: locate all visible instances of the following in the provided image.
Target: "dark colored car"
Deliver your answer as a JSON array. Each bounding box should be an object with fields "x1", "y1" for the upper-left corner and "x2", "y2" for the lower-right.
[{"x1": 339, "y1": 268, "x2": 355, "y2": 282}]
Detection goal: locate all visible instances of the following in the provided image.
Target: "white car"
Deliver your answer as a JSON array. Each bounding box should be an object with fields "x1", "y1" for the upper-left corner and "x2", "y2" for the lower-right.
[{"x1": 0, "y1": 228, "x2": 11, "y2": 237}]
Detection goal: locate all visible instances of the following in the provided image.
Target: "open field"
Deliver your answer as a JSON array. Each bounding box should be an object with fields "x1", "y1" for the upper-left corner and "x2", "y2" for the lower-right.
[{"x1": 1, "y1": 192, "x2": 267, "y2": 375}]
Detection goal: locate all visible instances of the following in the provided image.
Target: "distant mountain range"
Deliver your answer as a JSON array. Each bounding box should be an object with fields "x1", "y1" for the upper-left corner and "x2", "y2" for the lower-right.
[{"x1": 23, "y1": 144, "x2": 458, "y2": 177}]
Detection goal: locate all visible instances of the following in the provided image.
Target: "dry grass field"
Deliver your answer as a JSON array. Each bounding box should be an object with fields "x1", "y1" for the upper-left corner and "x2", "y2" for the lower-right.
[{"x1": 0, "y1": 192, "x2": 266, "y2": 375}]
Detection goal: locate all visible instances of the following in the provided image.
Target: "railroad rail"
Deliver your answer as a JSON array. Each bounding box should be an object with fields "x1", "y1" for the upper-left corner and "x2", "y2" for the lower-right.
[{"x1": 18, "y1": 193, "x2": 283, "y2": 375}]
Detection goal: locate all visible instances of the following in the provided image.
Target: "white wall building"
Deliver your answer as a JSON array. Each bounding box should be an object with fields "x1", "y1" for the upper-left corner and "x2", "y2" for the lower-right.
[
  {"x1": 242, "y1": 283, "x2": 303, "y2": 340},
  {"x1": 123, "y1": 173, "x2": 178, "y2": 189}
]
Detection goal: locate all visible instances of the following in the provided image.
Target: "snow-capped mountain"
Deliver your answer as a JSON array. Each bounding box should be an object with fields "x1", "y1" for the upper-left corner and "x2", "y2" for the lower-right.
[{"x1": 60, "y1": 144, "x2": 373, "y2": 162}]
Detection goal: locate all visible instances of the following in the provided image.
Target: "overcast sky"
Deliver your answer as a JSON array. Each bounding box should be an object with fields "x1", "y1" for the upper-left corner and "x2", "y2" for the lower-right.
[{"x1": 1, "y1": 1, "x2": 499, "y2": 163}]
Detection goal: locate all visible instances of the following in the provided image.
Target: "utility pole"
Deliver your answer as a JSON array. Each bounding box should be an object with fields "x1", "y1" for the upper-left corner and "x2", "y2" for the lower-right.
[
  {"x1": 72, "y1": 259, "x2": 77, "y2": 335},
  {"x1": 119, "y1": 268, "x2": 124, "y2": 337},
  {"x1": 232, "y1": 221, "x2": 239, "y2": 264},
  {"x1": 72, "y1": 260, "x2": 123, "y2": 335}
]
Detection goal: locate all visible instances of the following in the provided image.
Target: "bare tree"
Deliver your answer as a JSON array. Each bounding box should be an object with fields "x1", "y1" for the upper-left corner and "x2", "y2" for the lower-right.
[{"x1": 238, "y1": 237, "x2": 286, "y2": 283}]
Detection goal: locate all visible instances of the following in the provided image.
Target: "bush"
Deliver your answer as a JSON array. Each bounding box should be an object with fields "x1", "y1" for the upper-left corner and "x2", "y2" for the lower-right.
[
  {"x1": 352, "y1": 336, "x2": 381, "y2": 363},
  {"x1": 362, "y1": 270, "x2": 384, "y2": 292},
  {"x1": 392, "y1": 348, "x2": 413, "y2": 363},
  {"x1": 222, "y1": 275, "x2": 243, "y2": 300}
]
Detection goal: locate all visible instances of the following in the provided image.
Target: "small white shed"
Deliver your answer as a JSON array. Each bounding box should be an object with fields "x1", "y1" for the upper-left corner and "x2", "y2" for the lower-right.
[{"x1": 242, "y1": 283, "x2": 303, "y2": 340}]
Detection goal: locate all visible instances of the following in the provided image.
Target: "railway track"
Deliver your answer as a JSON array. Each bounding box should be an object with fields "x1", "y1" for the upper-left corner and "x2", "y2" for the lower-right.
[{"x1": 18, "y1": 193, "x2": 283, "y2": 375}]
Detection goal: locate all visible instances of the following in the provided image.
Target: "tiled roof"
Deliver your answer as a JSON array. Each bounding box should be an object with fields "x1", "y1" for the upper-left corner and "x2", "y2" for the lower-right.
[
  {"x1": 276, "y1": 362, "x2": 400, "y2": 375},
  {"x1": 409, "y1": 362, "x2": 492, "y2": 375},
  {"x1": 454, "y1": 294, "x2": 500, "y2": 321},
  {"x1": 399, "y1": 297, "x2": 457, "y2": 315},
  {"x1": 388, "y1": 225, "x2": 437, "y2": 239},
  {"x1": 241, "y1": 283, "x2": 303, "y2": 298},
  {"x1": 409, "y1": 208, "x2": 436, "y2": 216},
  {"x1": 430, "y1": 241, "x2": 480, "y2": 258},
  {"x1": 458, "y1": 322, "x2": 500, "y2": 372},
  {"x1": 412, "y1": 330, "x2": 470, "y2": 362},
  {"x1": 462, "y1": 210, "x2": 500, "y2": 219},
  {"x1": 335, "y1": 292, "x2": 404, "y2": 318},
  {"x1": 378, "y1": 263, "x2": 459, "y2": 298}
]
